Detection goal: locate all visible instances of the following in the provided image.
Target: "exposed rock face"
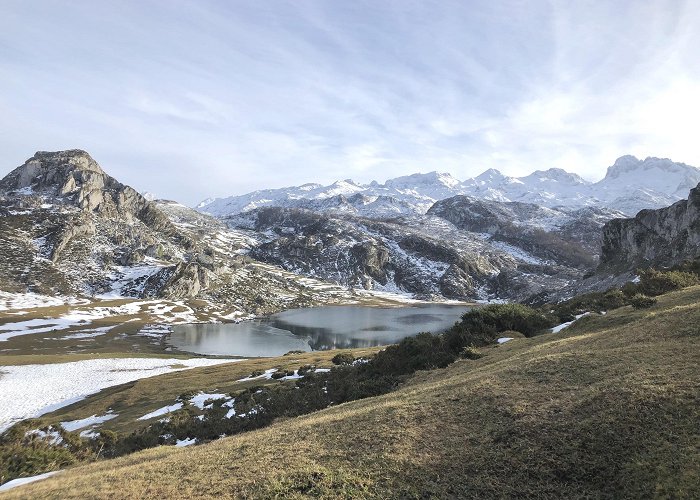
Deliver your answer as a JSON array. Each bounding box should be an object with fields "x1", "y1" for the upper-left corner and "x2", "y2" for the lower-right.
[
  {"x1": 0, "y1": 150, "x2": 174, "y2": 233},
  {"x1": 226, "y1": 202, "x2": 598, "y2": 302},
  {"x1": 427, "y1": 196, "x2": 622, "y2": 267},
  {"x1": 600, "y1": 183, "x2": 700, "y2": 270}
]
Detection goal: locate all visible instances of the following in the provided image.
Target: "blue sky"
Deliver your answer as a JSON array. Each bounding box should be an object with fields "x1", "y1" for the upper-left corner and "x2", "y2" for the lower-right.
[{"x1": 1, "y1": 0, "x2": 699, "y2": 204}]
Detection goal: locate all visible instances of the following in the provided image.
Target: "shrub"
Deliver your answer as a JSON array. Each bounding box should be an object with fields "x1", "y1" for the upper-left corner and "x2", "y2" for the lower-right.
[
  {"x1": 621, "y1": 282, "x2": 639, "y2": 298},
  {"x1": 331, "y1": 352, "x2": 355, "y2": 365},
  {"x1": 297, "y1": 365, "x2": 315, "y2": 376},
  {"x1": 630, "y1": 295, "x2": 657, "y2": 309},
  {"x1": 547, "y1": 289, "x2": 631, "y2": 321},
  {"x1": 270, "y1": 370, "x2": 294, "y2": 380},
  {"x1": 460, "y1": 345, "x2": 483, "y2": 360},
  {"x1": 457, "y1": 304, "x2": 554, "y2": 338},
  {"x1": 637, "y1": 269, "x2": 699, "y2": 296},
  {"x1": 367, "y1": 332, "x2": 455, "y2": 376}
]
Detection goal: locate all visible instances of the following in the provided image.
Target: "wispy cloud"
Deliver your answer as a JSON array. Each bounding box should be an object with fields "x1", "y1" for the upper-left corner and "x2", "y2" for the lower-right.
[{"x1": 0, "y1": 0, "x2": 698, "y2": 203}]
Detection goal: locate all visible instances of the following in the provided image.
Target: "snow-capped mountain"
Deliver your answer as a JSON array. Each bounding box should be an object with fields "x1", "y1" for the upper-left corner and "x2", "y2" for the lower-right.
[
  {"x1": 197, "y1": 156, "x2": 700, "y2": 217},
  {"x1": 4, "y1": 149, "x2": 698, "y2": 307}
]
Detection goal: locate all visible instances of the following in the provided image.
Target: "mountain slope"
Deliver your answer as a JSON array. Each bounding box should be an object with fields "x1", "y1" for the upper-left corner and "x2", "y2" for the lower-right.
[
  {"x1": 225, "y1": 203, "x2": 607, "y2": 301},
  {"x1": 10, "y1": 285, "x2": 700, "y2": 499},
  {"x1": 198, "y1": 156, "x2": 700, "y2": 217},
  {"x1": 0, "y1": 151, "x2": 393, "y2": 316}
]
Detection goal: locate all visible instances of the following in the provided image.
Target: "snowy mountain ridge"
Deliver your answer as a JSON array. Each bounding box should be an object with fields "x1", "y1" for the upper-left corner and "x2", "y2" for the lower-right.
[{"x1": 198, "y1": 156, "x2": 700, "y2": 218}]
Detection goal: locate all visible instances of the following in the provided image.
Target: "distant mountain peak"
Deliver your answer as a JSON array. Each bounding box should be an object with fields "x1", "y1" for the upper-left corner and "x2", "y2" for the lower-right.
[
  {"x1": 385, "y1": 171, "x2": 460, "y2": 188},
  {"x1": 196, "y1": 154, "x2": 699, "y2": 218},
  {"x1": 525, "y1": 168, "x2": 588, "y2": 184},
  {"x1": 473, "y1": 168, "x2": 505, "y2": 183}
]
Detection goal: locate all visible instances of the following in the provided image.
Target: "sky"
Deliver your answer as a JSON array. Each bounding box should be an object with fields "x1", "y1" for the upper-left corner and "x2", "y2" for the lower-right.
[{"x1": 1, "y1": 0, "x2": 699, "y2": 205}]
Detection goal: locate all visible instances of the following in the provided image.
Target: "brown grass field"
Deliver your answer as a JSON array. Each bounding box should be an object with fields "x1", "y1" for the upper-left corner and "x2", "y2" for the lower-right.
[{"x1": 2, "y1": 286, "x2": 699, "y2": 499}]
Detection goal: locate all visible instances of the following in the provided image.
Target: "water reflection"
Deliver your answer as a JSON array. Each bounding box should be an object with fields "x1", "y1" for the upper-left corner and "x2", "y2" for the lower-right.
[{"x1": 170, "y1": 304, "x2": 469, "y2": 357}]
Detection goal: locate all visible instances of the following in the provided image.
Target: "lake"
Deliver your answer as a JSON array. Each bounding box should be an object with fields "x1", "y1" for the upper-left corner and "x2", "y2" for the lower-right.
[{"x1": 169, "y1": 304, "x2": 470, "y2": 357}]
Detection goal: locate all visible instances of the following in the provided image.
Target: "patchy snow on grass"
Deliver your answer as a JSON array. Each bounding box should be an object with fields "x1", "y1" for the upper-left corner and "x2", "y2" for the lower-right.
[
  {"x1": 497, "y1": 337, "x2": 514, "y2": 344},
  {"x1": 60, "y1": 411, "x2": 117, "y2": 431},
  {"x1": 137, "y1": 403, "x2": 184, "y2": 421},
  {"x1": 0, "y1": 292, "x2": 88, "y2": 312},
  {"x1": 25, "y1": 427, "x2": 63, "y2": 446},
  {"x1": 551, "y1": 313, "x2": 590, "y2": 333},
  {"x1": 0, "y1": 357, "x2": 242, "y2": 433},
  {"x1": 0, "y1": 471, "x2": 62, "y2": 492},
  {"x1": 279, "y1": 370, "x2": 303, "y2": 381},
  {"x1": 189, "y1": 392, "x2": 230, "y2": 410},
  {"x1": 237, "y1": 368, "x2": 277, "y2": 382},
  {"x1": 175, "y1": 437, "x2": 196, "y2": 447}
]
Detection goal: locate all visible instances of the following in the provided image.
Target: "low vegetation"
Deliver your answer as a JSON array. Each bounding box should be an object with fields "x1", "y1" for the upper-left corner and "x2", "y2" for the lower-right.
[
  {"x1": 3, "y1": 261, "x2": 700, "y2": 496},
  {"x1": 7, "y1": 284, "x2": 699, "y2": 498}
]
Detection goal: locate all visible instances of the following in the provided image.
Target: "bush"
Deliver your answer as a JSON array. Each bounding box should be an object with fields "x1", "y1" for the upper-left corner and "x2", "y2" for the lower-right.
[
  {"x1": 547, "y1": 289, "x2": 631, "y2": 322},
  {"x1": 637, "y1": 269, "x2": 699, "y2": 296},
  {"x1": 0, "y1": 421, "x2": 95, "y2": 485},
  {"x1": 331, "y1": 352, "x2": 355, "y2": 365},
  {"x1": 630, "y1": 295, "x2": 657, "y2": 309},
  {"x1": 367, "y1": 333, "x2": 455, "y2": 376},
  {"x1": 456, "y1": 304, "x2": 554, "y2": 338},
  {"x1": 621, "y1": 282, "x2": 639, "y2": 298},
  {"x1": 271, "y1": 370, "x2": 295, "y2": 380},
  {"x1": 297, "y1": 365, "x2": 315, "y2": 376},
  {"x1": 460, "y1": 346, "x2": 483, "y2": 360}
]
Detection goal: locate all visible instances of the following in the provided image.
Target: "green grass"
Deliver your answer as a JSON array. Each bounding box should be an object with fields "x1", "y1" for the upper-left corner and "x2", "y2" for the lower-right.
[{"x1": 4, "y1": 286, "x2": 699, "y2": 498}]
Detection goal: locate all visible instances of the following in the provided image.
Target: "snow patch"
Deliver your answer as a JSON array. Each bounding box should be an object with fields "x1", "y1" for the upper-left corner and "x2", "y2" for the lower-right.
[{"x1": 0, "y1": 357, "x2": 242, "y2": 433}]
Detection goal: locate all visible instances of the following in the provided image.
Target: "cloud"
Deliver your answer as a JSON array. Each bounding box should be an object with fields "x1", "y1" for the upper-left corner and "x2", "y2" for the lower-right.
[{"x1": 0, "y1": 0, "x2": 698, "y2": 204}]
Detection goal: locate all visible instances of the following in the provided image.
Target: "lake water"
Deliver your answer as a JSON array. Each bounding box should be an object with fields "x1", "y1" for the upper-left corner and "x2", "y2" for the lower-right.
[{"x1": 170, "y1": 304, "x2": 470, "y2": 357}]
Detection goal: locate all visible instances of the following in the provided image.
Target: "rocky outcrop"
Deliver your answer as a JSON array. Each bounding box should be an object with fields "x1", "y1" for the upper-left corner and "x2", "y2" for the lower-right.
[
  {"x1": 600, "y1": 183, "x2": 700, "y2": 270},
  {"x1": 0, "y1": 150, "x2": 176, "y2": 234},
  {"x1": 227, "y1": 205, "x2": 589, "y2": 301},
  {"x1": 427, "y1": 196, "x2": 620, "y2": 267}
]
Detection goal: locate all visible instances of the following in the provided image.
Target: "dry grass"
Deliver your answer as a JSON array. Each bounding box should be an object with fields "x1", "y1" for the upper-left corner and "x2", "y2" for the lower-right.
[{"x1": 4, "y1": 287, "x2": 700, "y2": 499}]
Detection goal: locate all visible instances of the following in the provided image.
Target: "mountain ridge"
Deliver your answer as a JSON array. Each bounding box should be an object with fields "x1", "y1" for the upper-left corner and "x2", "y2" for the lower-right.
[{"x1": 198, "y1": 155, "x2": 700, "y2": 218}]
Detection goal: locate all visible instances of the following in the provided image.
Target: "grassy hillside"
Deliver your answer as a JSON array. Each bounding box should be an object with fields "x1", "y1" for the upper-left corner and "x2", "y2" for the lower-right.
[{"x1": 4, "y1": 287, "x2": 700, "y2": 499}]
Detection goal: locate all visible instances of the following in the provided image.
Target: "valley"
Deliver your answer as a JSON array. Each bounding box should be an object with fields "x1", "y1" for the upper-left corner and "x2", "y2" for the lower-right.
[{"x1": 1, "y1": 149, "x2": 699, "y2": 496}]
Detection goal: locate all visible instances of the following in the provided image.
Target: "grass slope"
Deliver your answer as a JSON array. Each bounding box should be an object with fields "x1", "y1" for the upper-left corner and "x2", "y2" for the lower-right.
[{"x1": 4, "y1": 287, "x2": 700, "y2": 499}]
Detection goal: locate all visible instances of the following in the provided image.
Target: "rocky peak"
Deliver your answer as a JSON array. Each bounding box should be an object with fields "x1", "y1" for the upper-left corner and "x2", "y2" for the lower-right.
[
  {"x1": 2, "y1": 150, "x2": 139, "y2": 215},
  {"x1": 524, "y1": 168, "x2": 588, "y2": 185},
  {"x1": 473, "y1": 168, "x2": 505, "y2": 183},
  {"x1": 1, "y1": 150, "x2": 104, "y2": 194},
  {"x1": 385, "y1": 171, "x2": 459, "y2": 189},
  {"x1": 0, "y1": 149, "x2": 178, "y2": 235},
  {"x1": 603, "y1": 155, "x2": 698, "y2": 181}
]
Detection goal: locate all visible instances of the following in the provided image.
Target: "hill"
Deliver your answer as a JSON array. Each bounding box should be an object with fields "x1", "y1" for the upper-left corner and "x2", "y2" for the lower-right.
[{"x1": 6, "y1": 285, "x2": 699, "y2": 498}]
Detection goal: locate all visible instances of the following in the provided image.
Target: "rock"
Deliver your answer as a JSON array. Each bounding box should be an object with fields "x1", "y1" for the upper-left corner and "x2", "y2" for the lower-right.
[{"x1": 600, "y1": 183, "x2": 700, "y2": 270}]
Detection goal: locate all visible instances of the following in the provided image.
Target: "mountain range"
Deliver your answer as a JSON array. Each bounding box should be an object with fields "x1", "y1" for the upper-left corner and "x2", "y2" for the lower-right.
[
  {"x1": 197, "y1": 155, "x2": 700, "y2": 218},
  {"x1": 2, "y1": 150, "x2": 699, "y2": 308}
]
